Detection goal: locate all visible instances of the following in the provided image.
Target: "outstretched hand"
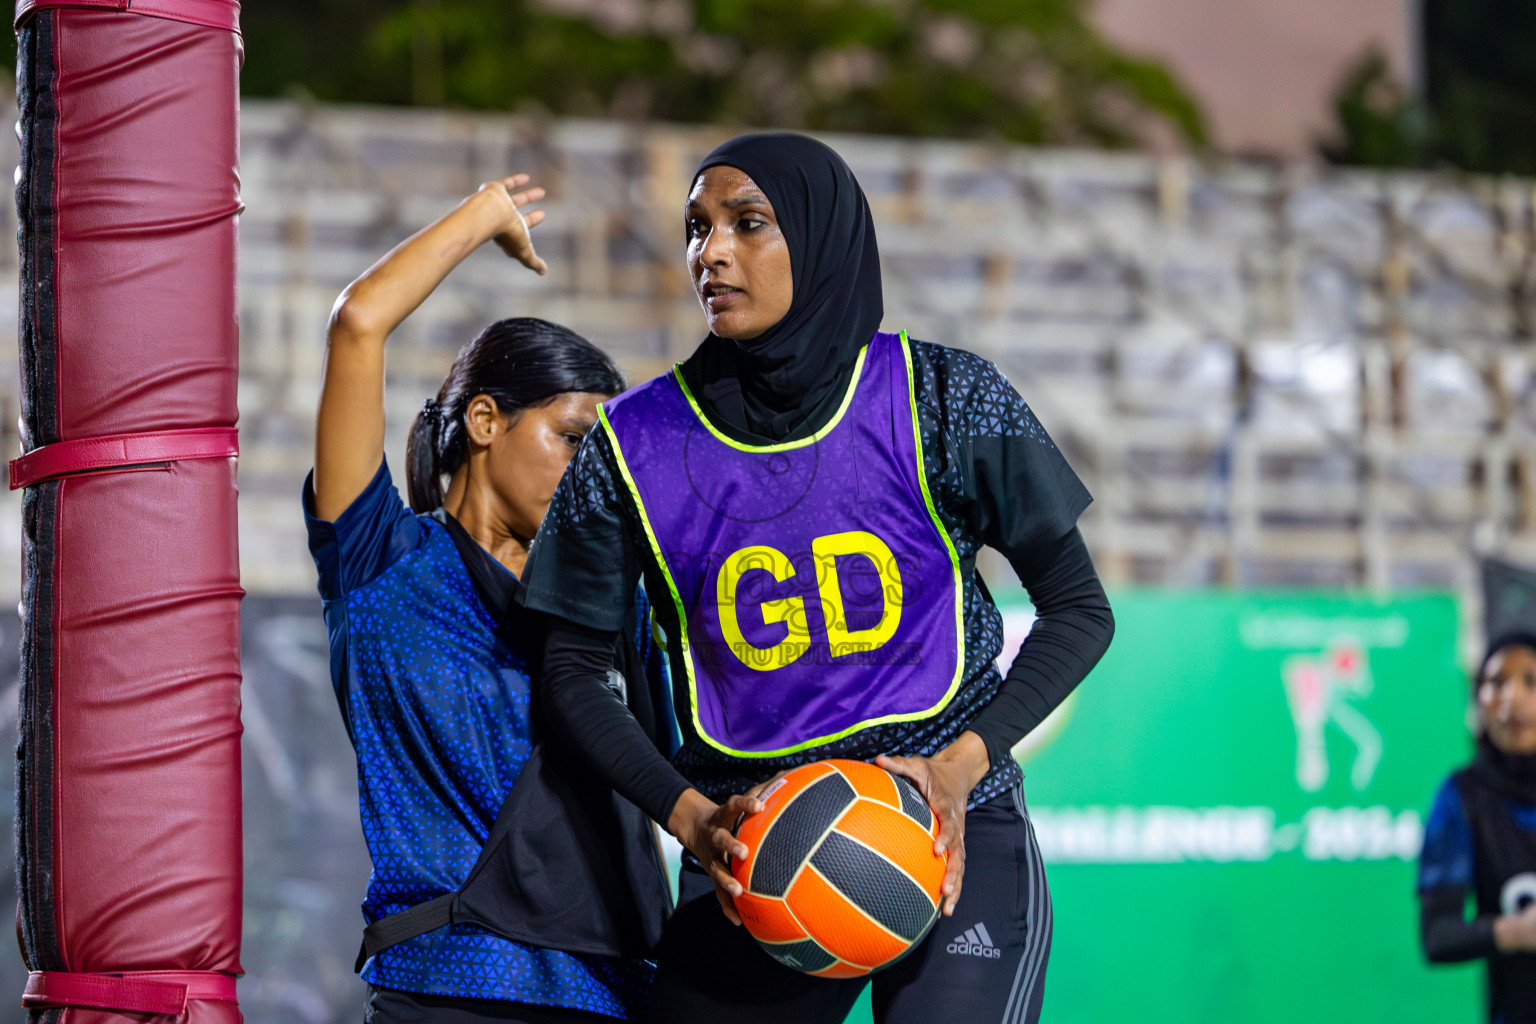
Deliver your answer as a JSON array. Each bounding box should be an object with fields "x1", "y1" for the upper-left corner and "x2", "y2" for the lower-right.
[
  {"x1": 877, "y1": 731, "x2": 990, "y2": 917},
  {"x1": 667, "y1": 788, "x2": 764, "y2": 926},
  {"x1": 479, "y1": 174, "x2": 548, "y2": 275}
]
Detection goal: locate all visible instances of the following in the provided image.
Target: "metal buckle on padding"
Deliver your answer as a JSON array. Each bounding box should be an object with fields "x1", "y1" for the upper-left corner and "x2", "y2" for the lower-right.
[
  {"x1": 8, "y1": 427, "x2": 239, "y2": 490},
  {"x1": 22, "y1": 970, "x2": 238, "y2": 1014}
]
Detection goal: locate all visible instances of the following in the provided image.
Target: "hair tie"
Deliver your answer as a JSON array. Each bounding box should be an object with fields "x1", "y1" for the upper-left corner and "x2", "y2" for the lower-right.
[{"x1": 421, "y1": 398, "x2": 443, "y2": 421}]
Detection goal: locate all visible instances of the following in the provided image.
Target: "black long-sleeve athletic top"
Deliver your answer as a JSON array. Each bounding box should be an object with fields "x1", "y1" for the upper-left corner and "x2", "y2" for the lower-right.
[
  {"x1": 521, "y1": 339, "x2": 1115, "y2": 826},
  {"x1": 1418, "y1": 888, "x2": 1497, "y2": 963}
]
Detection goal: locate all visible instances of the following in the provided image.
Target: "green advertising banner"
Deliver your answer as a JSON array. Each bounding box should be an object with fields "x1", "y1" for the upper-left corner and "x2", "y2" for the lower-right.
[
  {"x1": 1008, "y1": 590, "x2": 1478, "y2": 1024},
  {"x1": 668, "y1": 589, "x2": 1480, "y2": 1024}
]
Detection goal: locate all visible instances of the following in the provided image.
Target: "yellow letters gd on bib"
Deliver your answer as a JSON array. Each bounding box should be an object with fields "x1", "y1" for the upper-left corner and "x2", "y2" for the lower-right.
[{"x1": 716, "y1": 531, "x2": 903, "y2": 671}]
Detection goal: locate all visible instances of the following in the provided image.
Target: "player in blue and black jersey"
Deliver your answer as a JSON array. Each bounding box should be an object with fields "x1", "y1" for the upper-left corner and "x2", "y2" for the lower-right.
[
  {"x1": 520, "y1": 134, "x2": 1115, "y2": 1022},
  {"x1": 307, "y1": 175, "x2": 668, "y2": 1022},
  {"x1": 1419, "y1": 634, "x2": 1536, "y2": 1024}
]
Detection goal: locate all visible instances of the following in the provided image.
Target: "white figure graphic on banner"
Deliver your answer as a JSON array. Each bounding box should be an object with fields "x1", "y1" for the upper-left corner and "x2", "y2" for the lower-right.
[{"x1": 1282, "y1": 638, "x2": 1382, "y2": 792}]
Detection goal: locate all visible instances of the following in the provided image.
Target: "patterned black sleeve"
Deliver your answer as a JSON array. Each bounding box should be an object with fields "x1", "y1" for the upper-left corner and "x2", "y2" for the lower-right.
[
  {"x1": 520, "y1": 428, "x2": 646, "y2": 632},
  {"x1": 909, "y1": 339, "x2": 1110, "y2": 769},
  {"x1": 909, "y1": 339, "x2": 1092, "y2": 566}
]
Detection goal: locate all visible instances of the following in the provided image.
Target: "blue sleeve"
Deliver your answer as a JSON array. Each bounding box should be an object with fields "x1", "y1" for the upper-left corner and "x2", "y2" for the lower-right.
[
  {"x1": 304, "y1": 460, "x2": 425, "y2": 712},
  {"x1": 303, "y1": 459, "x2": 424, "y2": 601},
  {"x1": 1418, "y1": 777, "x2": 1475, "y2": 893}
]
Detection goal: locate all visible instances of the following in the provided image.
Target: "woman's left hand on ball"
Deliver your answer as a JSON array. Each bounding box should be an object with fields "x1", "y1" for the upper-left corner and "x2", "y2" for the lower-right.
[{"x1": 877, "y1": 730, "x2": 990, "y2": 917}]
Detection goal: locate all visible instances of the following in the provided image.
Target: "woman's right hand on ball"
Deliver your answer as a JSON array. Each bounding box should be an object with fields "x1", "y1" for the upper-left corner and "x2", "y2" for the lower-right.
[
  {"x1": 476, "y1": 174, "x2": 548, "y2": 275},
  {"x1": 667, "y1": 788, "x2": 763, "y2": 926}
]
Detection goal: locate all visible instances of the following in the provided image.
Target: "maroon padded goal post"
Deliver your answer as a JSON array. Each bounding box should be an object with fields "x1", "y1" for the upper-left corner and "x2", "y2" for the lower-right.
[{"x1": 11, "y1": 1, "x2": 244, "y2": 1019}]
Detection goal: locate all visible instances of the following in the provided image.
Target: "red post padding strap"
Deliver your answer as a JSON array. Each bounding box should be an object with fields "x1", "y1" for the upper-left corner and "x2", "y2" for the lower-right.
[
  {"x1": 22, "y1": 971, "x2": 238, "y2": 1014},
  {"x1": 8, "y1": 427, "x2": 239, "y2": 490},
  {"x1": 13, "y1": 0, "x2": 240, "y2": 32}
]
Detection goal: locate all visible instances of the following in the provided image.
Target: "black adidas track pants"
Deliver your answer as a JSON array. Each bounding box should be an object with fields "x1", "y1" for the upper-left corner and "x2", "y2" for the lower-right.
[{"x1": 649, "y1": 787, "x2": 1052, "y2": 1024}]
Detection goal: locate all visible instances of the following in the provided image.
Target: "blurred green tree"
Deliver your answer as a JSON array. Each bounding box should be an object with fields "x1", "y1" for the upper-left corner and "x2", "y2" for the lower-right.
[
  {"x1": 238, "y1": 0, "x2": 1206, "y2": 149},
  {"x1": 1319, "y1": 47, "x2": 1425, "y2": 169}
]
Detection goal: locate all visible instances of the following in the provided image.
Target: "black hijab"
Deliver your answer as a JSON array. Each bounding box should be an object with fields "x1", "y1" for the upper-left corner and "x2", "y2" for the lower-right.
[
  {"x1": 1469, "y1": 631, "x2": 1536, "y2": 803},
  {"x1": 679, "y1": 133, "x2": 884, "y2": 443}
]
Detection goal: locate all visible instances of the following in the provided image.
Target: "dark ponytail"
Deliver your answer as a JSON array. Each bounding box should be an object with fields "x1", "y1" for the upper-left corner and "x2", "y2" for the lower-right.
[{"x1": 405, "y1": 317, "x2": 625, "y2": 512}]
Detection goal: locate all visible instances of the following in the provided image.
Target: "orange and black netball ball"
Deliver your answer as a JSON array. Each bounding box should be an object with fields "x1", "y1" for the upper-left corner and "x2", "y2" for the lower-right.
[{"x1": 731, "y1": 759, "x2": 947, "y2": 977}]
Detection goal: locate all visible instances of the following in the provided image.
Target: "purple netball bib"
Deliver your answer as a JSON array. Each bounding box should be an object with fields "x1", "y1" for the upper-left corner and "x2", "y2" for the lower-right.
[{"x1": 600, "y1": 332, "x2": 963, "y2": 757}]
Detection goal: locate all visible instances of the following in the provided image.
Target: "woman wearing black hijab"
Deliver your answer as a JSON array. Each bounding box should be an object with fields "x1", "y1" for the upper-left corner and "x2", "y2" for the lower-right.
[{"x1": 520, "y1": 134, "x2": 1114, "y2": 1022}]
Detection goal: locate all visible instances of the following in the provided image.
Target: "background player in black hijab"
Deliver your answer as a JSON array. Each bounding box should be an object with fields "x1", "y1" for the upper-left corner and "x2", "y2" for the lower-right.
[
  {"x1": 521, "y1": 133, "x2": 1114, "y2": 1022},
  {"x1": 1418, "y1": 633, "x2": 1536, "y2": 1023}
]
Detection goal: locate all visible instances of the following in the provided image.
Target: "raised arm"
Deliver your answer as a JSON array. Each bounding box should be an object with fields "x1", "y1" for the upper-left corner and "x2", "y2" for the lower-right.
[{"x1": 312, "y1": 175, "x2": 548, "y2": 521}]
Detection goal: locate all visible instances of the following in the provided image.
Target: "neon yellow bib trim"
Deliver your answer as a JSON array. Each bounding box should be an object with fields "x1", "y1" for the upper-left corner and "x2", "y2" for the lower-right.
[{"x1": 671, "y1": 344, "x2": 871, "y2": 453}]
